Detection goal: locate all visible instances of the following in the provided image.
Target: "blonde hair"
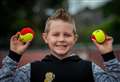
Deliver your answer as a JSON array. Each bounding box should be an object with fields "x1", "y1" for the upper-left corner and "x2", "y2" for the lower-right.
[{"x1": 44, "y1": 8, "x2": 77, "y2": 35}]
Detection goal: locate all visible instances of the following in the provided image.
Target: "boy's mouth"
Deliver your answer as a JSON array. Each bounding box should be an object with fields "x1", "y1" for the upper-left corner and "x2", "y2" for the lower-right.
[{"x1": 56, "y1": 45, "x2": 68, "y2": 49}]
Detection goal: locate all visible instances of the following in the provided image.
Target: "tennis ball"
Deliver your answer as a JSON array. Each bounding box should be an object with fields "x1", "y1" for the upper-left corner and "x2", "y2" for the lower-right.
[
  {"x1": 91, "y1": 29, "x2": 106, "y2": 43},
  {"x1": 20, "y1": 27, "x2": 34, "y2": 36},
  {"x1": 18, "y1": 27, "x2": 35, "y2": 43},
  {"x1": 19, "y1": 33, "x2": 33, "y2": 43}
]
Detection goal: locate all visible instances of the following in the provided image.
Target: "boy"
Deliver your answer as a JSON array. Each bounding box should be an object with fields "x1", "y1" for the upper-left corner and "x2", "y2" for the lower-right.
[{"x1": 0, "y1": 8, "x2": 120, "y2": 82}]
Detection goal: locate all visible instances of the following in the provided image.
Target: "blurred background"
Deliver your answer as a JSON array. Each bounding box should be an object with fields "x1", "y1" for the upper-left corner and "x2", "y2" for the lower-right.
[{"x1": 0, "y1": 0, "x2": 120, "y2": 67}]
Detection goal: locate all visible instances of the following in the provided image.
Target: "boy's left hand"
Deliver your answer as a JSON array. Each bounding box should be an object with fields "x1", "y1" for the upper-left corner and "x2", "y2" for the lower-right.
[{"x1": 92, "y1": 35, "x2": 113, "y2": 55}]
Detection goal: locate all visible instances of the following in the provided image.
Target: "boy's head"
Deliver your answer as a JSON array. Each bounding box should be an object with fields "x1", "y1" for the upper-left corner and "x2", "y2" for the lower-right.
[
  {"x1": 42, "y1": 8, "x2": 78, "y2": 58},
  {"x1": 45, "y1": 8, "x2": 77, "y2": 35}
]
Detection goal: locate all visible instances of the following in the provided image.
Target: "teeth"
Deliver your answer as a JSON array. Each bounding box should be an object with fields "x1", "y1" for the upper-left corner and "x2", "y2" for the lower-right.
[
  {"x1": 57, "y1": 45, "x2": 66, "y2": 47},
  {"x1": 56, "y1": 45, "x2": 67, "y2": 48}
]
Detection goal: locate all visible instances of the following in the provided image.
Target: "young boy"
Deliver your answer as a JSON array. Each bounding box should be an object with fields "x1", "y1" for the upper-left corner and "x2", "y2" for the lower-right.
[{"x1": 0, "y1": 8, "x2": 120, "y2": 82}]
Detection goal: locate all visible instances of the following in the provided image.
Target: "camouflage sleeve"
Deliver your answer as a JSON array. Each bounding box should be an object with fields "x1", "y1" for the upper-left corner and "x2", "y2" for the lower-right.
[
  {"x1": 0, "y1": 51, "x2": 30, "y2": 82},
  {"x1": 92, "y1": 51, "x2": 120, "y2": 82}
]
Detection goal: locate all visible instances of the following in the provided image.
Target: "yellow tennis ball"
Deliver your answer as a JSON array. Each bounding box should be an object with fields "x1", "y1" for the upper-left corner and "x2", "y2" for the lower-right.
[
  {"x1": 92, "y1": 29, "x2": 106, "y2": 43},
  {"x1": 19, "y1": 33, "x2": 33, "y2": 43}
]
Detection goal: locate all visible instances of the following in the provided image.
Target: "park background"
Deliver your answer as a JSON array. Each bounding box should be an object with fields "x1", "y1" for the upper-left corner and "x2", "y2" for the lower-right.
[{"x1": 0, "y1": 0, "x2": 120, "y2": 68}]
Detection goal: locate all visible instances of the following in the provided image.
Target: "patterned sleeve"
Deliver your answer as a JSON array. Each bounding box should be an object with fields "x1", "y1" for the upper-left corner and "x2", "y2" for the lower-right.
[
  {"x1": 92, "y1": 51, "x2": 120, "y2": 82},
  {"x1": 0, "y1": 51, "x2": 30, "y2": 82}
]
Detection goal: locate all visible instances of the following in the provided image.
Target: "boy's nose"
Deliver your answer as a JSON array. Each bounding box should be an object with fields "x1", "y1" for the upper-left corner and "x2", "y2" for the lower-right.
[{"x1": 58, "y1": 35, "x2": 65, "y2": 41}]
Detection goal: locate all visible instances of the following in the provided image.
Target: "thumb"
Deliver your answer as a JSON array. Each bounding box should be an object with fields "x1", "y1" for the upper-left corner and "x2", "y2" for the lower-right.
[
  {"x1": 23, "y1": 41, "x2": 31, "y2": 49},
  {"x1": 91, "y1": 38, "x2": 100, "y2": 47}
]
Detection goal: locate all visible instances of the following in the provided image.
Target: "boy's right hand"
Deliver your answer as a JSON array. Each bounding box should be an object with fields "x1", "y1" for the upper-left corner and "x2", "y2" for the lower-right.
[{"x1": 10, "y1": 33, "x2": 30, "y2": 55}]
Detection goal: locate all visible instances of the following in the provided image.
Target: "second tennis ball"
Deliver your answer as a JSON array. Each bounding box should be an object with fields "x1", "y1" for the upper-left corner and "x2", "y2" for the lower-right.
[{"x1": 91, "y1": 29, "x2": 106, "y2": 44}]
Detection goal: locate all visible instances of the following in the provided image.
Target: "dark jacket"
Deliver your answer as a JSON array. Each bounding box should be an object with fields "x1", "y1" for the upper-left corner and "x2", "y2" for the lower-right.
[{"x1": 31, "y1": 55, "x2": 94, "y2": 82}]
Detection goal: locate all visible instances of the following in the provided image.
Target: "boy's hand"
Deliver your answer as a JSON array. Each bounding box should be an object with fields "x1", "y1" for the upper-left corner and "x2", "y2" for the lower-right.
[
  {"x1": 10, "y1": 33, "x2": 30, "y2": 55},
  {"x1": 92, "y1": 35, "x2": 113, "y2": 55}
]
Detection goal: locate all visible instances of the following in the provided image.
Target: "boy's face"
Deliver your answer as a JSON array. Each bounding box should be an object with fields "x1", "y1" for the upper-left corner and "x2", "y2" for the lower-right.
[{"x1": 43, "y1": 20, "x2": 77, "y2": 57}]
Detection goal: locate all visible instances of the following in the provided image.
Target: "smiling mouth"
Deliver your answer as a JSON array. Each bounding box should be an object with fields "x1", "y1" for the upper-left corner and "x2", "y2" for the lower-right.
[{"x1": 56, "y1": 45, "x2": 67, "y2": 49}]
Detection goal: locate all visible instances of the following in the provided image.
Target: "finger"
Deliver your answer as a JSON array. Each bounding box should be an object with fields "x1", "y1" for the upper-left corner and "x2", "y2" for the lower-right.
[
  {"x1": 11, "y1": 34, "x2": 18, "y2": 41},
  {"x1": 10, "y1": 33, "x2": 23, "y2": 45},
  {"x1": 105, "y1": 35, "x2": 113, "y2": 43},
  {"x1": 106, "y1": 35, "x2": 113, "y2": 40},
  {"x1": 91, "y1": 38, "x2": 101, "y2": 48},
  {"x1": 23, "y1": 41, "x2": 30, "y2": 49}
]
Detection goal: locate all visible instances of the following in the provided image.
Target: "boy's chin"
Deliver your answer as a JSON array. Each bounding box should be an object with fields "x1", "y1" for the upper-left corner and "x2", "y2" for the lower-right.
[{"x1": 54, "y1": 51, "x2": 69, "y2": 57}]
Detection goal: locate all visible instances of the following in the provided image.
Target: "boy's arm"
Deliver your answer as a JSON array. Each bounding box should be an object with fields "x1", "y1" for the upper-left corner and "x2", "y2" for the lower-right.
[
  {"x1": 0, "y1": 50, "x2": 30, "y2": 82},
  {"x1": 92, "y1": 51, "x2": 120, "y2": 82}
]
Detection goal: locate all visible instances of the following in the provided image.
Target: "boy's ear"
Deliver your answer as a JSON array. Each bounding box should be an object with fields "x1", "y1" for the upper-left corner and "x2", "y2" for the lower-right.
[
  {"x1": 74, "y1": 34, "x2": 78, "y2": 43},
  {"x1": 42, "y1": 33, "x2": 48, "y2": 43}
]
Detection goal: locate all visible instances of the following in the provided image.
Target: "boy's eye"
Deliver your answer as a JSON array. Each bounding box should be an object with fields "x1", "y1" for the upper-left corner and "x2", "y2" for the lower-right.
[
  {"x1": 52, "y1": 33, "x2": 59, "y2": 36},
  {"x1": 64, "y1": 33, "x2": 72, "y2": 37}
]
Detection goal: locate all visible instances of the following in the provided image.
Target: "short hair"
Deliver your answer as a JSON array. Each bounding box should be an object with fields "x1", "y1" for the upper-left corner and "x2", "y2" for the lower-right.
[{"x1": 44, "y1": 8, "x2": 77, "y2": 35}]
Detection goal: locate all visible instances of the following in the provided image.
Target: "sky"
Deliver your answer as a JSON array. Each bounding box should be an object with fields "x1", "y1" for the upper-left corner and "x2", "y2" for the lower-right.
[{"x1": 68, "y1": 0, "x2": 111, "y2": 15}]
